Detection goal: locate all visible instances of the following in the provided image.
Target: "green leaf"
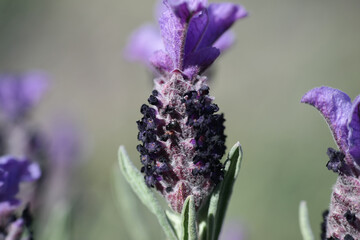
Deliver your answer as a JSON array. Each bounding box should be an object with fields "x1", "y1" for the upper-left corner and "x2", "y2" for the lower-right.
[
  {"x1": 181, "y1": 196, "x2": 198, "y2": 240},
  {"x1": 166, "y1": 210, "x2": 182, "y2": 236},
  {"x1": 112, "y1": 167, "x2": 152, "y2": 240},
  {"x1": 207, "y1": 142, "x2": 243, "y2": 240},
  {"x1": 39, "y1": 203, "x2": 70, "y2": 240},
  {"x1": 299, "y1": 201, "x2": 314, "y2": 240},
  {"x1": 198, "y1": 221, "x2": 207, "y2": 240},
  {"x1": 118, "y1": 146, "x2": 178, "y2": 240}
]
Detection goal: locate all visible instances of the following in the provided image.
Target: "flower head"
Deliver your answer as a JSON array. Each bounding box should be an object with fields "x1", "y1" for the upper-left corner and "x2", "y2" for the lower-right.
[
  {"x1": 132, "y1": 0, "x2": 246, "y2": 212},
  {"x1": 301, "y1": 86, "x2": 360, "y2": 239},
  {"x1": 301, "y1": 87, "x2": 360, "y2": 176},
  {"x1": 0, "y1": 156, "x2": 41, "y2": 205},
  {"x1": 0, "y1": 157, "x2": 40, "y2": 239},
  {"x1": 0, "y1": 72, "x2": 48, "y2": 122},
  {"x1": 125, "y1": 0, "x2": 247, "y2": 79}
]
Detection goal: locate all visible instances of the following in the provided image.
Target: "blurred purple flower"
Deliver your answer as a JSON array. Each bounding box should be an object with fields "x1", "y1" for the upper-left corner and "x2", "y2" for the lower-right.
[
  {"x1": 0, "y1": 156, "x2": 41, "y2": 205},
  {"x1": 5, "y1": 218, "x2": 24, "y2": 240},
  {"x1": 301, "y1": 86, "x2": 360, "y2": 239},
  {"x1": 124, "y1": 0, "x2": 247, "y2": 78},
  {"x1": 0, "y1": 72, "x2": 48, "y2": 122},
  {"x1": 219, "y1": 220, "x2": 247, "y2": 240},
  {"x1": 40, "y1": 118, "x2": 83, "y2": 210},
  {"x1": 49, "y1": 120, "x2": 80, "y2": 166}
]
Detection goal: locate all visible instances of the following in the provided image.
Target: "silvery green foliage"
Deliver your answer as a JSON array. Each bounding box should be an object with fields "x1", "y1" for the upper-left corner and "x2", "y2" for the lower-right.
[
  {"x1": 117, "y1": 142, "x2": 243, "y2": 240},
  {"x1": 299, "y1": 201, "x2": 314, "y2": 240}
]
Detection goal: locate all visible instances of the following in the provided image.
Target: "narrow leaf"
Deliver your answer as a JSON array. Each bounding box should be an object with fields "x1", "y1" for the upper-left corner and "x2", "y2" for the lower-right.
[
  {"x1": 181, "y1": 196, "x2": 198, "y2": 240},
  {"x1": 112, "y1": 167, "x2": 151, "y2": 240},
  {"x1": 166, "y1": 210, "x2": 182, "y2": 235},
  {"x1": 198, "y1": 221, "x2": 207, "y2": 240},
  {"x1": 39, "y1": 203, "x2": 70, "y2": 240},
  {"x1": 207, "y1": 142, "x2": 243, "y2": 240},
  {"x1": 118, "y1": 146, "x2": 178, "y2": 240},
  {"x1": 299, "y1": 201, "x2": 314, "y2": 240}
]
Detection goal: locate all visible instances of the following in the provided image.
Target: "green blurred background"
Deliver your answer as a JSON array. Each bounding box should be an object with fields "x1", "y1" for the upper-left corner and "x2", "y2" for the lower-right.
[{"x1": 1, "y1": 0, "x2": 360, "y2": 239}]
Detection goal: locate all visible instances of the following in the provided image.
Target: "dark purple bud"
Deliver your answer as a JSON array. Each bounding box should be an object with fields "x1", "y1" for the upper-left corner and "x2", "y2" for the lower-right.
[
  {"x1": 326, "y1": 148, "x2": 345, "y2": 174},
  {"x1": 136, "y1": 72, "x2": 226, "y2": 212},
  {"x1": 345, "y1": 235, "x2": 355, "y2": 240},
  {"x1": 320, "y1": 210, "x2": 329, "y2": 240},
  {"x1": 344, "y1": 210, "x2": 357, "y2": 225}
]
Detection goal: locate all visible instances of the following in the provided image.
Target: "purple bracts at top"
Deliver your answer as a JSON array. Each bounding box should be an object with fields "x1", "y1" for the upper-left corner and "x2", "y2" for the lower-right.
[
  {"x1": 0, "y1": 156, "x2": 41, "y2": 205},
  {"x1": 0, "y1": 72, "x2": 48, "y2": 122},
  {"x1": 125, "y1": 0, "x2": 247, "y2": 78},
  {"x1": 301, "y1": 86, "x2": 360, "y2": 239},
  {"x1": 301, "y1": 87, "x2": 360, "y2": 175}
]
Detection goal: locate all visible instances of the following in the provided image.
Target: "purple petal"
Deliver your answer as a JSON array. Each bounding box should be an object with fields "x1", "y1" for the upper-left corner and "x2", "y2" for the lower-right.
[
  {"x1": 159, "y1": 2, "x2": 187, "y2": 69},
  {"x1": 21, "y1": 71, "x2": 48, "y2": 105},
  {"x1": 189, "y1": 0, "x2": 207, "y2": 12},
  {"x1": 171, "y1": 2, "x2": 191, "y2": 21},
  {"x1": 149, "y1": 50, "x2": 174, "y2": 74},
  {"x1": 0, "y1": 156, "x2": 40, "y2": 203},
  {"x1": 197, "y1": 3, "x2": 247, "y2": 50},
  {"x1": 213, "y1": 30, "x2": 235, "y2": 52},
  {"x1": 184, "y1": 9, "x2": 209, "y2": 56},
  {"x1": 168, "y1": 0, "x2": 207, "y2": 14},
  {"x1": 348, "y1": 96, "x2": 360, "y2": 165},
  {"x1": 0, "y1": 72, "x2": 48, "y2": 121},
  {"x1": 301, "y1": 87, "x2": 352, "y2": 152},
  {"x1": 183, "y1": 46, "x2": 220, "y2": 77},
  {"x1": 124, "y1": 24, "x2": 164, "y2": 67}
]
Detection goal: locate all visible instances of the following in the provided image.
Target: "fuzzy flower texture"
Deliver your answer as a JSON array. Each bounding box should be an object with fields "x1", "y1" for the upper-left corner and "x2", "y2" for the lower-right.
[
  {"x1": 302, "y1": 87, "x2": 360, "y2": 240},
  {"x1": 125, "y1": 0, "x2": 247, "y2": 212}
]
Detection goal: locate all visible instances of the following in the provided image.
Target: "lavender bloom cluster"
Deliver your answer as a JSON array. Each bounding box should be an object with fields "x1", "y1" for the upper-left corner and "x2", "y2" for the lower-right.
[
  {"x1": 302, "y1": 87, "x2": 360, "y2": 240},
  {"x1": 0, "y1": 69, "x2": 82, "y2": 240},
  {"x1": 0, "y1": 72, "x2": 46, "y2": 239},
  {"x1": 126, "y1": 0, "x2": 247, "y2": 213}
]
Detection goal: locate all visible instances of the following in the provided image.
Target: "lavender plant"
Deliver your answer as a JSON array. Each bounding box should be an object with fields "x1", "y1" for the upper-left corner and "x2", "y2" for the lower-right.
[
  {"x1": 0, "y1": 72, "x2": 81, "y2": 240},
  {"x1": 300, "y1": 87, "x2": 360, "y2": 240},
  {"x1": 118, "y1": 0, "x2": 247, "y2": 239}
]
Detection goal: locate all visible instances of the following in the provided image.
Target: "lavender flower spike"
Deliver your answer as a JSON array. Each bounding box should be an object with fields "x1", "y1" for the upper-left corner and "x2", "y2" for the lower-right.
[
  {"x1": 125, "y1": 0, "x2": 247, "y2": 78},
  {"x1": 301, "y1": 86, "x2": 360, "y2": 239},
  {"x1": 134, "y1": 0, "x2": 246, "y2": 213}
]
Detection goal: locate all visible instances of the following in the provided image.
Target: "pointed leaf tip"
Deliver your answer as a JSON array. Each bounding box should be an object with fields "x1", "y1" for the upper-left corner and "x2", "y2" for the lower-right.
[{"x1": 181, "y1": 196, "x2": 198, "y2": 240}]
